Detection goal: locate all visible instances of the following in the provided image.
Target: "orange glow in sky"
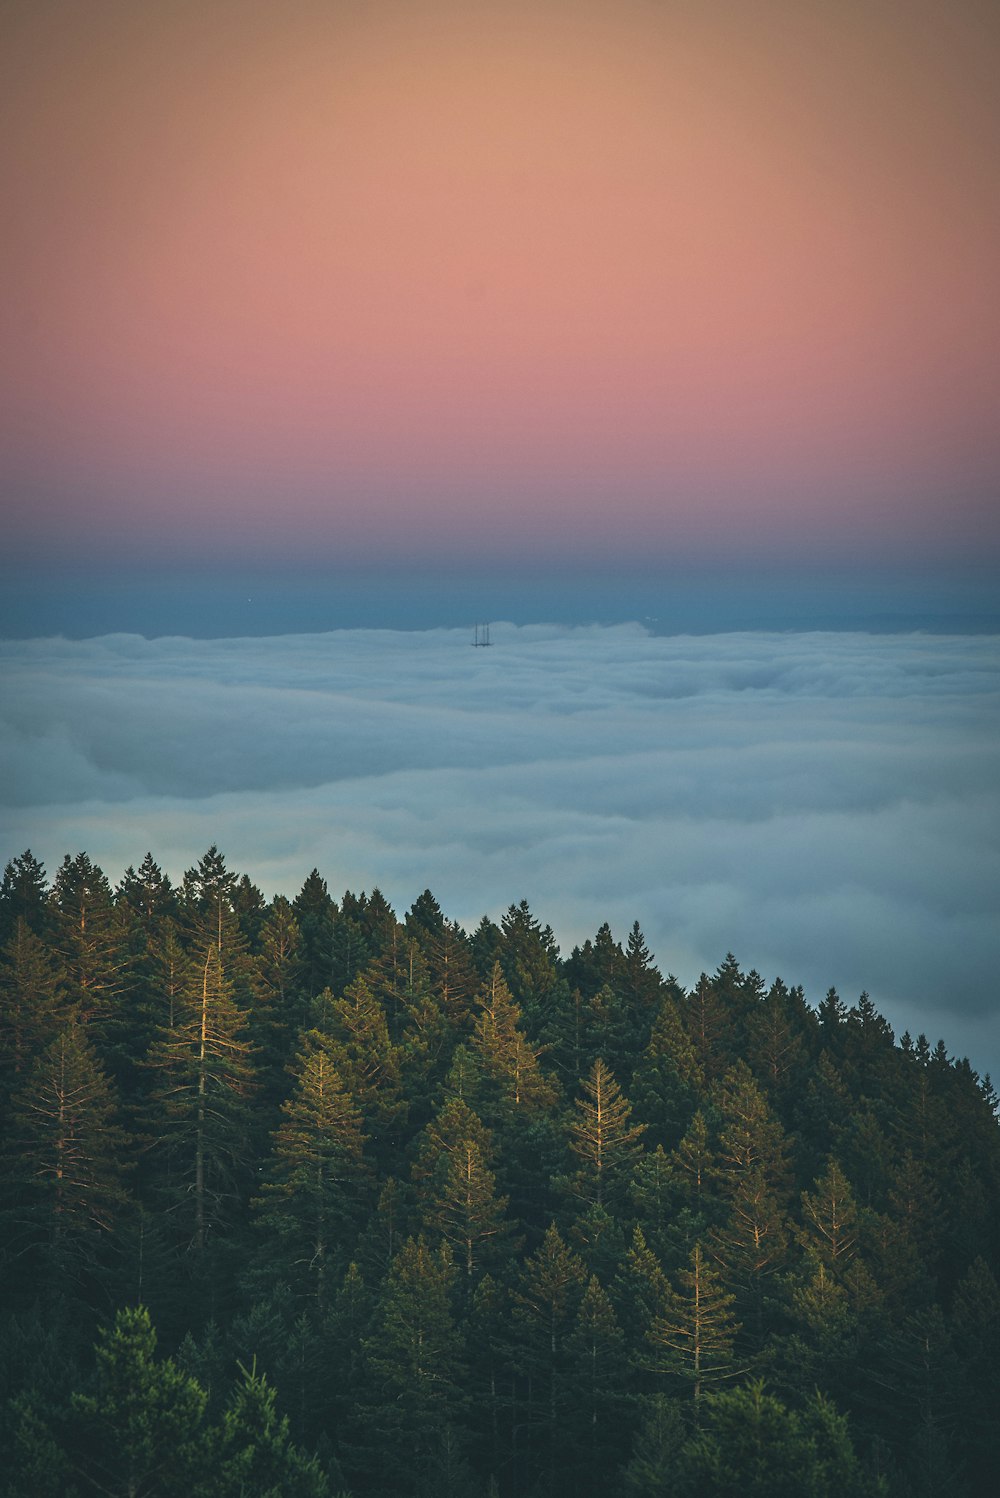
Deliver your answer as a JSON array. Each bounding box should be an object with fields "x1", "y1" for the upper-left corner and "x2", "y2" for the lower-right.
[{"x1": 2, "y1": 0, "x2": 998, "y2": 568}]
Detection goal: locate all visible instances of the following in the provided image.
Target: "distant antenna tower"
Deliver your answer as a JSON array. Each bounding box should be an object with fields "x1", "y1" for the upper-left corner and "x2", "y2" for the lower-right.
[{"x1": 472, "y1": 622, "x2": 492, "y2": 647}]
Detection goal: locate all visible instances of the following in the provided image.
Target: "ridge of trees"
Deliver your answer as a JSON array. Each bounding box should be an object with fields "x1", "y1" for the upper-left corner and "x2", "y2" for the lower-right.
[{"x1": 1, "y1": 848, "x2": 998, "y2": 1497}]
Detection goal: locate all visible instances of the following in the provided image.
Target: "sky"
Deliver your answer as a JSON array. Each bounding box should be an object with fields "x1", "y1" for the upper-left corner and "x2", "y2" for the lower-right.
[
  {"x1": 3, "y1": 624, "x2": 999, "y2": 1081},
  {"x1": 2, "y1": 0, "x2": 999, "y2": 589}
]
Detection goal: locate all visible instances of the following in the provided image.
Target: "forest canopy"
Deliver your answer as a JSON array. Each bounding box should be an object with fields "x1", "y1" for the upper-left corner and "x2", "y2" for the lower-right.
[{"x1": 1, "y1": 846, "x2": 997, "y2": 1498}]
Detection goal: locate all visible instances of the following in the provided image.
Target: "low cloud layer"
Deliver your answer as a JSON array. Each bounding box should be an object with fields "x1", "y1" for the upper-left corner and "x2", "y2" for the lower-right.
[{"x1": 2, "y1": 624, "x2": 998, "y2": 1077}]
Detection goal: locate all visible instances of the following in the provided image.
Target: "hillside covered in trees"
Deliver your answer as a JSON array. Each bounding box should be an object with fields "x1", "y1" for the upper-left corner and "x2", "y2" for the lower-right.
[{"x1": 1, "y1": 847, "x2": 997, "y2": 1497}]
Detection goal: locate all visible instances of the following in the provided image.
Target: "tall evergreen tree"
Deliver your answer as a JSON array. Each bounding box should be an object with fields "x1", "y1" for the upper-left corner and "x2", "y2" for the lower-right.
[
  {"x1": 685, "y1": 974, "x2": 732, "y2": 1082},
  {"x1": 145, "y1": 943, "x2": 254, "y2": 1254},
  {"x1": 112, "y1": 855, "x2": 178, "y2": 1105},
  {"x1": 2, "y1": 1022, "x2": 130, "y2": 1294},
  {"x1": 622, "y1": 921, "x2": 666, "y2": 1009},
  {"x1": 0, "y1": 851, "x2": 49, "y2": 943},
  {"x1": 471, "y1": 963, "x2": 558, "y2": 1118},
  {"x1": 708, "y1": 1063, "x2": 791, "y2": 1339},
  {"x1": 681, "y1": 1379, "x2": 877, "y2": 1497},
  {"x1": 69, "y1": 1306, "x2": 210, "y2": 1498},
  {"x1": 630, "y1": 993, "x2": 702, "y2": 1150},
  {"x1": 253, "y1": 1031, "x2": 369, "y2": 1305},
  {"x1": 362, "y1": 1236, "x2": 469, "y2": 1497},
  {"x1": 214, "y1": 1359, "x2": 329, "y2": 1498},
  {"x1": 499, "y1": 900, "x2": 565, "y2": 1026},
  {"x1": 563, "y1": 1274, "x2": 632, "y2": 1495},
  {"x1": 251, "y1": 896, "x2": 304, "y2": 1097},
  {"x1": 949, "y1": 1256, "x2": 1000, "y2": 1491},
  {"x1": 116, "y1": 853, "x2": 175, "y2": 924},
  {"x1": 322, "y1": 974, "x2": 406, "y2": 1155},
  {"x1": 180, "y1": 848, "x2": 254, "y2": 1007},
  {"x1": 49, "y1": 853, "x2": 126, "y2": 1035},
  {"x1": 423, "y1": 919, "x2": 477, "y2": 1029},
  {"x1": 291, "y1": 869, "x2": 335, "y2": 999},
  {"x1": 0, "y1": 918, "x2": 70, "y2": 1097},
  {"x1": 745, "y1": 978, "x2": 811, "y2": 1108},
  {"x1": 646, "y1": 1242, "x2": 740, "y2": 1405},
  {"x1": 669, "y1": 1109, "x2": 719, "y2": 1218},
  {"x1": 412, "y1": 1097, "x2": 516, "y2": 1281},
  {"x1": 510, "y1": 1223, "x2": 589, "y2": 1494},
  {"x1": 405, "y1": 888, "x2": 447, "y2": 945},
  {"x1": 566, "y1": 1056, "x2": 646, "y2": 1211}
]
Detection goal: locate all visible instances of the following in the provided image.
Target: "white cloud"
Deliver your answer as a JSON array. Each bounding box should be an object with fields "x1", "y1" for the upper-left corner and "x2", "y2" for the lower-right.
[{"x1": 2, "y1": 624, "x2": 998, "y2": 1077}]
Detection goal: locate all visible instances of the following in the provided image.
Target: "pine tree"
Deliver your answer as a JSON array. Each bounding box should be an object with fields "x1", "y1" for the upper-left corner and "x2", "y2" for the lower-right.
[
  {"x1": 113, "y1": 856, "x2": 179, "y2": 1105},
  {"x1": 669, "y1": 1109, "x2": 719, "y2": 1218},
  {"x1": 843, "y1": 992, "x2": 897, "y2": 1099},
  {"x1": 564, "y1": 1274, "x2": 631, "y2": 1494},
  {"x1": 233, "y1": 873, "x2": 268, "y2": 949},
  {"x1": 2, "y1": 1022, "x2": 130, "y2": 1293},
  {"x1": 122, "y1": 920, "x2": 188, "y2": 1107},
  {"x1": 292, "y1": 869, "x2": 335, "y2": 999},
  {"x1": 711, "y1": 1061, "x2": 791, "y2": 1191},
  {"x1": 567, "y1": 1200, "x2": 627, "y2": 1285},
  {"x1": 355, "y1": 1175, "x2": 412, "y2": 1286},
  {"x1": 180, "y1": 847, "x2": 254, "y2": 1006},
  {"x1": 621, "y1": 1394, "x2": 687, "y2": 1498},
  {"x1": 709, "y1": 1171, "x2": 789, "y2": 1351},
  {"x1": 630, "y1": 993, "x2": 702, "y2": 1150},
  {"x1": 469, "y1": 914, "x2": 504, "y2": 978},
  {"x1": 394, "y1": 937, "x2": 454, "y2": 1112},
  {"x1": 886, "y1": 1148, "x2": 945, "y2": 1272},
  {"x1": 116, "y1": 853, "x2": 176, "y2": 924},
  {"x1": 328, "y1": 901, "x2": 373, "y2": 995},
  {"x1": 682, "y1": 1379, "x2": 876, "y2": 1497},
  {"x1": 872, "y1": 1305, "x2": 964, "y2": 1498},
  {"x1": 463, "y1": 1272, "x2": 508, "y2": 1490},
  {"x1": 412, "y1": 1097, "x2": 516, "y2": 1281},
  {"x1": 629, "y1": 1145, "x2": 677, "y2": 1261},
  {"x1": 818, "y1": 986, "x2": 848, "y2": 1041},
  {"x1": 253, "y1": 1031, "x2": 370, "y2": 1304},
  {"x1": 798, "y1": 1157, "x2": 861, "y2": 1276},
  {"x1": 215, "y1": 1359, "x2": 329, "y2": 1498},
  {"x1": 498, "y1": 900, "x2": 566, "y2": 1026},
  {"x1": 510, "y1": 1223, "x2": 589, "y2": 1494},
  {"x1": 622, "y1": 921, "x2": 666, "y2": 1009},
  {"x1": 647, "y1": 1242, "x2": 740, "y2": 1404},
  {"x1": 145, "y1": 941, "x2": 255, "y2": 1254},
  {"x1": 322, "y1": 974, "x2": 407, "y2": 1155},
  {"x1": 405, "y1": 888, "x2": 447, "y2": 945},
  {"x1": 251, "y1": 896, "x2": 305, "y2": 1096},
  {"x1": 423, "y1": 918, "x2": 477, "y2": 1029},
  {"x1": 949, "y1": 1257, "x2": 1000, "y2": 1491},
  {"x1": 584, "y1": 983, "x2": 632, "y2": 1079},
  {"x1": 616, "y1": 1224, "x2": 671, "y2": 1348},
  {"x1": 781, "y1": 1157, "x2": 880, "y2": 1402},
  {"x1": 49, "y1": 852, "x2": 127, "y2": 1033},
  {"x1": 0, "y1": 850, "x2": 50, "y2": 942},
  {"x1": 70, "y1": 1306, "x2": 210, "y2": 1498},
  {"x1": 685, "y1": 974, "x2": 732, "y2": 1081},
  {"x1": 839, "y1": 1104, "x2": 895, "y2": 1210},
  {"x1": 708, "y1": 1064, "x2": 791, "y2": 1338},
  {"x1": 471, "y1": 962, "x2": 558, "y2": 1118},
  {"x1": 360, "y1": 921, "x2": 415, "y2": 1041},
  {"x1": 744, "y1": 978, "x2": 810, "y2": 1106},
  {"x1": 0, "y1": 918, "x2": 70, "y2": 1097},
  {"x1": 566, "y1": 1056, "x2": 646, "y2": 1210},
  {"x1": 324, "y1": 1260, "x2": 375, "y2": 1457},
  {"x1": 362, "y1": 1236, "x2": 468, "y2": 1497}
]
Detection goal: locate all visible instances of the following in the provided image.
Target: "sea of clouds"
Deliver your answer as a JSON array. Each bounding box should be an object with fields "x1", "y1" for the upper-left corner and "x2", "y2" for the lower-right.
[{"x1": 2, "y1": 624, "x2": 998, "y2": 1077}]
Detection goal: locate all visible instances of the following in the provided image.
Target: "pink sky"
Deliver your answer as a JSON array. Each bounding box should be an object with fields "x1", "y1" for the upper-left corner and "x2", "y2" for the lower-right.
[{"x1": 2, "y1": 0, "x2": 998, "y2": 571}]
